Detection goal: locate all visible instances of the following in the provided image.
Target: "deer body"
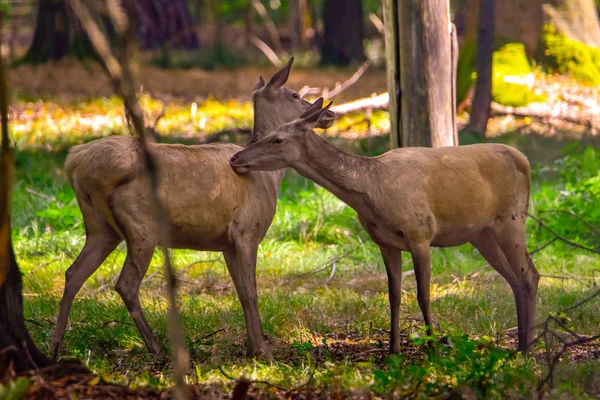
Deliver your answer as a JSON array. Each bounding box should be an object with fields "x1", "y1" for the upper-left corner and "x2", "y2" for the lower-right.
[
  {"x1": 230, "y1": 101, "x2": 540, "y2": 354},
  {"x1": 52, "y1": 59, "x2": 335, "y2": 360},
  {"x1": 67, "y1": 138, "x2": 281, "y2": 251}
]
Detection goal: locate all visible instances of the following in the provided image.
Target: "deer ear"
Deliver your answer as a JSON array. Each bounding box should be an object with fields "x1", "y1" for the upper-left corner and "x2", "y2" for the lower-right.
[
  {"x1": 254, "y1": 76, "x2": 265, "y2": 91},
  {"x1": 266, "y1": 57, "x2": 294, "y2": 91},
  {"x1": 299, "y1": 97, "x2": 324, "y2": 119},
  {"x1": 299, "y1": 101, "x2": 333, "y2": 130}
]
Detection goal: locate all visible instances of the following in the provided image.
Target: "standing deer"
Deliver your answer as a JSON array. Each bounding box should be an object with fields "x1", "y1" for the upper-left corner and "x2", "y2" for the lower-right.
[
  {"x1": 230, "y1": 99, "x2": 540, "y2": 354},
  {"x1": 51, "y1": 59, "x2": 336, "y2": 360}
]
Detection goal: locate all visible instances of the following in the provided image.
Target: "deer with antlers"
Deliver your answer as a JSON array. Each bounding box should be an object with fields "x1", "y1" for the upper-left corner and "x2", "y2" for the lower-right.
[
  {"x1": 230, "y1": 99, "x2": 540, "y2": 354},
  {"x1": 52, "y1": 59, "x2": 336, "y2": 360}
]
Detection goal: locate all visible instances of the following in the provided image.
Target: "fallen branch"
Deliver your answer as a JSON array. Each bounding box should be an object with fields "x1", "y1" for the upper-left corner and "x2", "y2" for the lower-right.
[
  {"x1": 330, "y1": 92, "x2": 389, "y2": 115},
  {"x1": 491, "y1": 102, "x2": 594, "y2": 128}
]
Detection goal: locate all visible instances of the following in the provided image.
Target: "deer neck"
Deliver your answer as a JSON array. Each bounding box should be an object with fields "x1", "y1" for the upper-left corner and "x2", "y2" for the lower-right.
[
  {"x1": 249, "y1": 106, "x2": 287, "y2": 145},
  {"x1": 293, "y1": 133, "x2": 372, "y2": 210}
]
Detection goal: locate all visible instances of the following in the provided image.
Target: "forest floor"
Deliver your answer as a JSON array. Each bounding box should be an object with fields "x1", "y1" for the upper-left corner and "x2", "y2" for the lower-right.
[{"x1": 3, "y1": 61, "x2": 600, "y2": 399}]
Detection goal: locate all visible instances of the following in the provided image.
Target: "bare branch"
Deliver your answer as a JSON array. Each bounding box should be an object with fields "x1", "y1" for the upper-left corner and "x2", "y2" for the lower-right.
[
  {"x1": 528, "y1": 213, "x2": 600, "y2": 255},
  {"x1": 539, "y1": 209, "x2": 600, "y2": 238},
  {"x1": 250, "y1": 0, "x2": 286, "y2": 55},
  {"x1": 250, "y1": 35, "x2": 282, "y2": 67},
  {"x1": 323, "y1": 61, "x2": 370, "y2": 100}
]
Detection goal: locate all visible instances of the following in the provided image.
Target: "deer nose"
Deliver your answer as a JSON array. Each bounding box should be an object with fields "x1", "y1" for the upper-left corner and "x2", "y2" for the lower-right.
[{"x1": 230, "y1": 154, "x2": 239, "y2": 163}]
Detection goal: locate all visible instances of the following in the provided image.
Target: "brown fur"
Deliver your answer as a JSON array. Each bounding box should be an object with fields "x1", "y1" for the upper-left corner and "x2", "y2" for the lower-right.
[
  {"x1": 52, "y1": 59, "x2": 336, "y2": 360},
  {"x1": 231, "y1": 102, "x2": 540, "y2": 354}
]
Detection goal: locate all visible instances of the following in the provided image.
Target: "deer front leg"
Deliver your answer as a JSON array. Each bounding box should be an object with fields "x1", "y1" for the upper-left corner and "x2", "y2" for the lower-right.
[
  {"x1": 224, "y1": 243, "x2": 272, "y2": 360},
  {"x1": 379, "y1": 246, "x2": 403, "y2": 355},
  {"x1": 52, "y1": 234, "x2": 120, "y2": 360},
  {"x1": 409, "y1": 241, "x2": 433, "y2": 336}
]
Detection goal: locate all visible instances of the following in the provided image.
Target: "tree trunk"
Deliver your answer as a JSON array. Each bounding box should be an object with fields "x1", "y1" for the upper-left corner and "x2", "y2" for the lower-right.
[
  {"x1": 466, "y1": 0, "x2": 600, "y2": 56},
  {"x1": 136, "y1": 0, "x2": 200, "y2": 50},
  {"x1": 1, "y1": 14, "x2": 51, "y2": 375},
  {"x1": 383, "y1": 0, "x2": 458, "y2": 148},
  {"x1": 320, "y1": 0, "x2": 365, "y2": 65},
  {"x1": 21, "y1": 0, "x2": 94, "y2": 63},
  {"x1": 22, "y1": 0, "x2": 199, "y2": 64},
  {"x1": 289, "y1": 0, "x2": 309, "y2": 50},
  {"x1": 0, "y1": 240, "x2": 52, "y2": 376},
  {"x1": 468, "y1": 0, "x2": 495, "y2": 136}
]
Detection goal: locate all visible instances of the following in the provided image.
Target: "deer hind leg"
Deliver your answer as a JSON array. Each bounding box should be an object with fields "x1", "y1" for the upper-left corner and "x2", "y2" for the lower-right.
[
  {"x1": 379, "y1": 246, "x2": 403, "y2": 355},
  {"x1": 471, "y1": 224, "x2": 539, "y2": 352},
  {"x1": 111, "y1": 195, "x2": 162, "y2": 354},
  {"x1": 493, "y1": 219, "x2": 539, "y2": 352},
  {"x1": 52, "y1": 201, "x2": 121, "y2": 360},
  {"x1": 224, "y1": 241, "x2": 271, "y2": 360},
  {"x1": 409, "y1": 241, "x2": 433, "y2": 335}
]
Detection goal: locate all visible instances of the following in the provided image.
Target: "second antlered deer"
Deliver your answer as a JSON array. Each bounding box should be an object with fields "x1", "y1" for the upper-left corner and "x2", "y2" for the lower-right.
[
  {"x1": 51, "y1": 59, "x2": 336, "y2": 360},
  {"x1": 230, "y1": 99, "x2": 540, "y2": 354}
]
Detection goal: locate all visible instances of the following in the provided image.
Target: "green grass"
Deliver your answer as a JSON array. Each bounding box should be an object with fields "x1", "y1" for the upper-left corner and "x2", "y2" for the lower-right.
[{"x1": 9, "y1": 99, "x2": 600, "y2": 398}]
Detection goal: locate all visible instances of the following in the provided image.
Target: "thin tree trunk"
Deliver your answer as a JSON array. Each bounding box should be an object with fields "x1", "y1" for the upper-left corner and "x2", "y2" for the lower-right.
[
  {"x1": 0, "y1": 14, "x2": 51, "y2": 375},
  {"x1": 321, "y1": 0, "x2": 365, "y2": 65},
  {"x1": 21, "y1": 0, "x2": 95, "y2": 63},
  {"x1": 290, "y1": 0, "x2": 308, "y2": 50},
  {"x1": 384, "y1": 0, "x2": 457, "y2": 148},
  {"x1": 468, "y1": 0, "x2": 495, "y2": 136}
]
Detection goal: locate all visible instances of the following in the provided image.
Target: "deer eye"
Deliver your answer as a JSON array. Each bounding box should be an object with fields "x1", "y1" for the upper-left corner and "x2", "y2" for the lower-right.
[
  {"x1": 273, "y1": 137, "x2": 284, "y2": 144},
  {"x1": 292, "y1": 93, "x2": 300, "y2": 100}
]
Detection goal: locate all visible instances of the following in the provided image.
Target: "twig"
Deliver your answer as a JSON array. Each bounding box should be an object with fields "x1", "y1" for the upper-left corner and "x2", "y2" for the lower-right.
[
  {"x1": 218, "y1": 365, "x2": 289, "y2": 391},
  {"x1": 528, "y1": 213, "x2": 600, "y2": 255},
  {"x1": 250, "y1": 0, "x2": 286, "y2": 55},
  {"x1": 296, "y1": 246, "x2": 359, "y2": 277},
  {"x1": 68, "y1": 2, "x2": 189, "y2": 398},
  {"x1": 529, "y1": 237, "x2": 558, "y2": 256},
  {"x1": 539, "y1": 209, "x2": 600, "y2": 238},
  {"x1": 200, "y1": 328, "x2": 225, "y2": 341},
  {"x1": 563, "y1": 289, "x2": 600, "y2": 313},
  {"x1": 323, "y1": 61, "x2": 370, "y2": 100},
  {"x1": 30, "y1": 256, "x2": 64, "y2": 274},
  {"x1": 25, "y1": 188, "x2": 64, "y2": 208},
  {"x1": 250, "y1": 35, "x2": 282, "y2": 67},
  {"x1": 369, "y1": 13, "x2": 385, "y2": 35}
]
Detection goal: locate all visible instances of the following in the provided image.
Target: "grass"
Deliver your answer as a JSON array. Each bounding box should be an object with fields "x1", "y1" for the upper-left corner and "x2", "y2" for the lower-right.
[{"x1": 8, "y1": 96, "x2": 600, "y2": 398}]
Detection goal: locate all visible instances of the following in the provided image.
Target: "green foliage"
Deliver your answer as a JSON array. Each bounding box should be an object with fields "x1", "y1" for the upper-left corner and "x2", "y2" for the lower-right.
[
  {"x1": 532, "y1": 145, "x2": 600, "y2": 247},
  {"x1": 539, "y1": 24, "x2": 600, "y2": 86},
  {"x1": 0, "y1": 378, "x2": 30, "y2": 400},
  {"x1": 372, "y1": 330, "x2": 535, "y2": 398},
  {"x1": 492, "y1": 43, "x2": 546, "y2": 107},
  {"x1": 457, "y1": 40, "x2": 545, "y2": 108}
]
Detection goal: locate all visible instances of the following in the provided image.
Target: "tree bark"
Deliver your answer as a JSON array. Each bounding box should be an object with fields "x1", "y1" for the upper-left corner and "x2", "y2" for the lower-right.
[
  {"x1": 1, "y1": 14, "x2": 51, "y2": 375},
  {"x1": 136, "y1": 0, "x2": 199, "y2": 49},
  {"x1": 320, "y1": 0, "x2": 365, "y2": 65},
  {"x1": 466, "y1": 0, "x2": 600, "y2": 56},
  {"x1": 0, "y1": 241, "x2": 52, "y2": 375},
  {"x1": 289, "y1": 0, "x2": 309, "y2": 50},
  {"x1": 21, "y1": 0, "x2": 94, "y2": 63},
  {"x1": 468, "y1": 0, "x2": 495, "y2": 136},
  {"x1": 383, "y1": 0, "x2": 458, "y2": 148}
]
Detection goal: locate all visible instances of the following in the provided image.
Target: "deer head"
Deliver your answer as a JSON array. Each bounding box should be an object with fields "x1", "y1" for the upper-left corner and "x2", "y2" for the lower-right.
[
  {"x1": 250, "y1": 59, "x2": 336, "y2": 142},
  {"x1": 231, "y1": 98, "x2": 332, "y2": 173}
]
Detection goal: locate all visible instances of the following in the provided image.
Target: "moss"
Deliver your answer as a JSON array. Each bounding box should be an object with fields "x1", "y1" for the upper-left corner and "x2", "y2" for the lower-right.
[
  {"x1": 538, "y1": 24, "x2": 600, "y2": 86},
  {"x1": 457, "y1": 40, "x2": 546, "y2": 107},
  {"x1": 492, "y1": 43, "x2": 546, "y2": 107}
]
